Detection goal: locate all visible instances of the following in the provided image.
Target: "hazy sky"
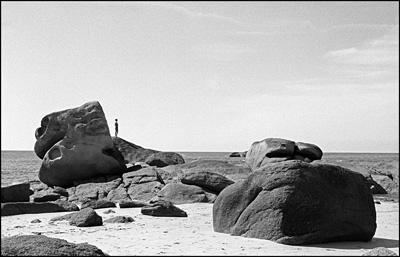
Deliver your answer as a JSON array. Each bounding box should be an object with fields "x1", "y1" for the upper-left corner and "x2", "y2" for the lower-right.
[{"x1": 1, "y1": 1, "x2": 399, "y2": 153}]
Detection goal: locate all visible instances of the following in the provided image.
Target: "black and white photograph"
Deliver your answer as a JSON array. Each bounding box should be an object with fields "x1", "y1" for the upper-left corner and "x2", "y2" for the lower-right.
[{"x1": 1, "y1": 1, "x2": 399, "y2": 256}]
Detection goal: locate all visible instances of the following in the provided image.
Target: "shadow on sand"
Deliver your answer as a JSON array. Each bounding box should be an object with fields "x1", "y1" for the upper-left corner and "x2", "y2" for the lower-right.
[{"x1": 304, "y1": 237, "x2": 399, "y2": 250}]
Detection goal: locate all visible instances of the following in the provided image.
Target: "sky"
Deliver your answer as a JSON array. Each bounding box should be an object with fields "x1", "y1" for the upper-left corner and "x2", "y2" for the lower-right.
[{"x1": 1, "y1": 1, "x2": 399, "y2": 153}]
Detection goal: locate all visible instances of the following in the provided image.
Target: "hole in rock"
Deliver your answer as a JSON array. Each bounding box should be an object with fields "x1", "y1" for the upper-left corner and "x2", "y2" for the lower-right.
[{"x1": 49, "y1": 147, "x2": 62, "y2": 160}]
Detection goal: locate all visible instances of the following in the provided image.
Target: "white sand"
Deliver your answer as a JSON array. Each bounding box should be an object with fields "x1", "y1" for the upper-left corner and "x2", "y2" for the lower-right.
[{"x1": 1, "y1": 202, "x2": 399, "y2": 256}]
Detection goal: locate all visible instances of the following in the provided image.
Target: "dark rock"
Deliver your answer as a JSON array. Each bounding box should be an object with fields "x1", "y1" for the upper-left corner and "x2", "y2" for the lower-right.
[
  {"x1": 122, "y1": 167, "x2": 164, "y2": 186},
  {"x1": 68, "y1": 178, "x2": 122, "y2": 203},
  {"x1": 294, "y1": 142, "x2": 323, "y2": 160},
  {"x1": 145, "y1": 151, "x2": 185, "y2": 167},
  {"x1": 52, "y1": 199, "x2": 79, "y2": 211},
  {"x1": 104, "y1": 216, "x2": 134, "y2": 223},
  {"x1": 112, "y1": 136, "x2": 159, "y2": 164},
  {"x1": 31, "y1": 219, "x2": 42, "y2": 223},
  {"x1": 52, "y1": 207, "x2": 103, "y2": 227},
  {"x1": 1, "y1": 235, "x2": 107, "y2": 256},
  {"x1": 126, "y1": 164, "x2": 143, "y2": 172},
  {"x1": 117, "y1": 199, "x2": 149, "y2": 208},
  {"x1": 52, "y1": 186, "x2": 69, "y2": 197},
  {"x1": 127, "y1": 181, "x2": 164, "y2": 202},
  {"x1": 362, "y1": 247, "x2": 398, "y2": 256},
  {"x1": 80, "y1": 199, "x2": 116, "y2": 210},
  {"x1": 213, "y1": 160, "x2": 376, "y2": 245},
  {"x1": 31, "y1": 191, "x2": 61, "y2": 202},
  {"x1": 1, "y1": 183, "x2": 30, "y2": 203},
  {"x1": 372, "y1": 174, "x2": 398, "y2": 195},
  {"x1": 181, "y1": 170, "x2": 234, "y2": 193},
  {"x1": 107, "y1": 184, "x2": 130, "y2": 202},
  {"x1": 155, "y1": 183, "x2": 208, "y2": 204},
  {"x1": 141, "y1": 199, "x2": 187, "y2": 217},
  {"x1": 365, "y1": 175, "x2": 388, "y2": 194},
  {"x1": 1, "y1": 202, "x2": 76, "y2": 216},
  {"x1": 229, "y1": 152, "x2": 241, "y2": 157},
  {"x1": 103, "y1": 209, "x2": 115, "y2": 214},
  {"x1": 35, "y1": 101, "x2": 126, "y2": 187}
]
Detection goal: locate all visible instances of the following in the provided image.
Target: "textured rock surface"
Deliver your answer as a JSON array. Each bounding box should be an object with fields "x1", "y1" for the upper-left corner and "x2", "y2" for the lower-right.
[
  {"x1": 1, "y1": 235, "x2": 107, "y2": 256},
  {"x1": 213, "y1": 160, "x2": 376, "y2": 245},
  {"x1": 80, "y1": 199, "x2": 116, "y2": 210},
  {"x1": 51, "y1": 207, "x2": 103, "y2": 227},
  {"x1": 35, "y1": 101, "x2": 126, "y2": 187},
  {"x1": 154, "y1": 183, "x2": 209, "y2": 204},
  {"x1": 1, "y1": 201, "x2": 77, "y2": 216},
  {"x1": 145, "y1": 151, "x2": 185, "y2": 167},
  {"x1": 141, "y1": 199, "x2": 188, "y2": 217},
  {"x1": 1, "y1": 183, "x2": 30, "y2": 203},
  {"x1": 181, "y1": 170, "x2": 234, "y2": 193},
  {"x1": 245, "y1": 138, "x2": 323, "y2": 170}
]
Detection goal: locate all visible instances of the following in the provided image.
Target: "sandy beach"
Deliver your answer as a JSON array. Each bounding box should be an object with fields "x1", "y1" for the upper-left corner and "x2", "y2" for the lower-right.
[{"x1": 1, "y1": 201, "x2": 398, "y2": 256}]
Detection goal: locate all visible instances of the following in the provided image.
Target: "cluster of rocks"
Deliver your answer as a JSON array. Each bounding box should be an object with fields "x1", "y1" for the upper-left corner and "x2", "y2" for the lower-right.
[
  {"x1": 2, "y1": 101, "x2": 244, "y2": 217},
  {"x1": 0, "y1": 101, "x2": 395, "y2": 250},
  {"x1": 1, "y1": 159, "x2": 242, "y2": 216}
]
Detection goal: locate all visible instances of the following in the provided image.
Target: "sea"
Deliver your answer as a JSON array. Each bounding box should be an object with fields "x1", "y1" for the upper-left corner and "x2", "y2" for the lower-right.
[{"x1": 1, "y1": 151, "x2": 399, "y2": 188}]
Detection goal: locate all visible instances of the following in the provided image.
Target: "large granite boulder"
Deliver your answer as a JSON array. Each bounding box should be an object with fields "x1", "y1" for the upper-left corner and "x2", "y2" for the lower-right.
[
  {"x1": 245, "y1": 138, "x2": 323, "y2": 170},
  {"x1": 112, "y1": 136, "x2": 159, "y2": 164},
  {"x1": 1, "y1": 183, "x2": 30, "y2": 202},
  {"x1": 1, "y1": 235, "x2": 107, "y2": 256},
  {"x1": 213, "y1": 160, "x2": 376, "y2": 245},
  {"x1": 34, "y1": 101, "x2": 126, "y2": 187},
  {"x1": 145, "y1": 151, "x2": 185, "y2": 167}
]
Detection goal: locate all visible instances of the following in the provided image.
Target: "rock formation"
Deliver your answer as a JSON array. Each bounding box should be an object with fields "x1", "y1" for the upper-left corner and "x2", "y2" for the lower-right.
[
  {"x1": 112, "y1": 136, "x2": 159, "y2": 163},
  {"x1": 1, "y1": 183, "x2": 30, "y2": 202},
  {"x1": 141, "y1": 199, "x2": 188, "y2": 217},
  {"x1": 1, "y1": 235, "x2": 107, "y2": 256},
  {"x1": 50, "y1": 207, "x2": 103, "y2": 227},
  {"x1": 245, "y1": 138, "x2": 323, "y2": 171},
  {"x1": 145, "y1": 151, "x2": 185, "y2": 167},
  {"x1": 213, "y1": 160, "x2": 376, "y2": 245},
  {"x1": 34, "y1": 101, "x2": 126, "y2": 187}
]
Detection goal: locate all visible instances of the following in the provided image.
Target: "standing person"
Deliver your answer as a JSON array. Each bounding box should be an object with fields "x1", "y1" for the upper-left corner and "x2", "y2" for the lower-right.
[{"x1": 115, "y1": 119, "x2": 119, "y2": 137}]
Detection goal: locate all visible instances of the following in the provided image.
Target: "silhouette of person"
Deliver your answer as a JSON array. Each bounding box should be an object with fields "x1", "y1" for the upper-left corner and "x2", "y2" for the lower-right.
[{"x1": 115, "y1": 119, "x2": 119, "y2": 137}]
